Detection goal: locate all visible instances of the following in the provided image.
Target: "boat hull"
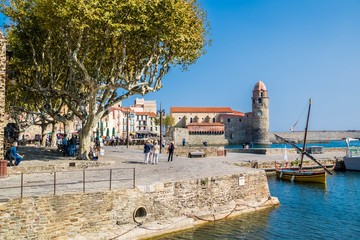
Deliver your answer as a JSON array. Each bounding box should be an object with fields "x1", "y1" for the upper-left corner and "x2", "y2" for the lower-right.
[
  {"x1": 344, "y1": 156, "x2": 360, "y2": 171},
  {"x1": 276, "y1": 169, "x2": 327, "y2": 184}
]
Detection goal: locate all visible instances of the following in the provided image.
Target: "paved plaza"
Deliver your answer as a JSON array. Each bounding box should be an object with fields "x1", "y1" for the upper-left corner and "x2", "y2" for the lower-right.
[{"x1": 0, "y1": 145, "x2": 345, "y2": 201}]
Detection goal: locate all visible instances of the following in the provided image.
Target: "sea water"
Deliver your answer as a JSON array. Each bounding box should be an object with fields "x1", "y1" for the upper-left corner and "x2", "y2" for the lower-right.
[{"x1": 155, "y1": 172, "x2": 360, "y2": 240}]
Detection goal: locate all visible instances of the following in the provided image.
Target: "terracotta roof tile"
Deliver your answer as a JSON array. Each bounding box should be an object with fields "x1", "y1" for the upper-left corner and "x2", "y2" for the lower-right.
[
  {"x1": 136, "y1": 112, "x2": 156, "y2": 117},
  {"x1": 171, "y1": 107, "x2": 235, "y2": 114},
  {"x1": 220, "y1": 114, "x2": 244, "y2": 118}
]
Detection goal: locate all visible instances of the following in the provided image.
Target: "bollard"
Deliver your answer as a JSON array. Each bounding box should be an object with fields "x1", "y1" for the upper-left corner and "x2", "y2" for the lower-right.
[{"x1": 0, "y1": 160, "x2": 8, "y2": 178}]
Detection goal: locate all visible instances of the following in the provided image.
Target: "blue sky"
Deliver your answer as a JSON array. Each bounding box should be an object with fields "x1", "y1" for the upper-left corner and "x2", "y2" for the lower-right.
[
  {"x1": 124, "y1": 0, "x2": 360, "y2": 131},
  {"x1": 2, "y1": 1, "x2": 360, "y2": 131}
]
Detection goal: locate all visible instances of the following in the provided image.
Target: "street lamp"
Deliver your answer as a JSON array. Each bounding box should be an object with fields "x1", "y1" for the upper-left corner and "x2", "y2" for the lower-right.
[
  {"x1": 127, "y1": 110, "x2": 130, "y2": 149},
  {"x1": 157, "y1": 104, "x2": 165, "y2": 153}
]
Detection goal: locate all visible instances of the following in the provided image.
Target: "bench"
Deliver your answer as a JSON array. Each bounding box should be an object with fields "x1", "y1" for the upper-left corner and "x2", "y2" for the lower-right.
[{"x1": 188, "y1": 152, "x2": 206, "y2": 158}]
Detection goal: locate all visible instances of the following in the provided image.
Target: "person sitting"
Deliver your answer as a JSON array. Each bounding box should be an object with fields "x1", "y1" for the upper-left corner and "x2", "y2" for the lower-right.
[
  {"x1": 88, "y1": 143, "x2": 98, "y2": 160},
  {"x1": 9, "y1": 142, "x2": 23, "y2": 166}
]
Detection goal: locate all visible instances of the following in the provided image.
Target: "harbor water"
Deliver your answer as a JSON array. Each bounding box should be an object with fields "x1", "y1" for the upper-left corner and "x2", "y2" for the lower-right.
[{"x1": 155, "y1": 172, "x2": 360, "y2": 240}]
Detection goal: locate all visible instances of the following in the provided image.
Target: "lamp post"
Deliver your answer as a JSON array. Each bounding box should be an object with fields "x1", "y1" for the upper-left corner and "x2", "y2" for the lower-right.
[
  {"x1": 127, "y1": 111, "x2": 130, "y2": 149},
  {"x1": 157, "y1": 104, "x2": 165, "y2": 153}
]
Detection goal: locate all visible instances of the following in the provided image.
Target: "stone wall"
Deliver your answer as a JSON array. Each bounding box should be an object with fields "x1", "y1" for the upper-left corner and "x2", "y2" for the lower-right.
[
  {"x1": 172, "y1": 127, "x2": 228, "y2": 146},
  {"x1": 174, "y1": 146, "x2": 226, "y2": 157},
  {"x1": 223, "y1": 116, "x2": 247, "y2": 144},
  {"x1": 0, "y1": 170, "x2": 278, "y2": 239},
  {"x1": 271, "y1": 131, "x2": 360, "y2": 143}
]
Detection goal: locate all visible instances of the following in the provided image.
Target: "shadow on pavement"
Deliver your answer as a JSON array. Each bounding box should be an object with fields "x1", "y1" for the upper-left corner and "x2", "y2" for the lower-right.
[
  {"x1": 124, "y1": 161, "x2": 145, "y2": 165},
  {"x1": 18, "y1": 146, "x2": 66, "y2": 161}
]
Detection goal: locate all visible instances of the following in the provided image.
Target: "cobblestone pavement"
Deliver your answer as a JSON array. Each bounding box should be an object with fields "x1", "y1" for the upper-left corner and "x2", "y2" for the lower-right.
[{"x1": 0, "y1": 145, "x2": 345, "y2": 201}]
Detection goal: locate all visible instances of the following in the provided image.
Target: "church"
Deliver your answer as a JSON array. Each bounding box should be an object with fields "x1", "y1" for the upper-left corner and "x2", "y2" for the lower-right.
[{"x1": 170, "y1": 81, "x2": 270, "y2": 146}]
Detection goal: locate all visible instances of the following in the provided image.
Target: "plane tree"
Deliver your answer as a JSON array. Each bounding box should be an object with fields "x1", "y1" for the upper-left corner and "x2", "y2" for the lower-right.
[
  {"x1": 1, "y1": 0, "x2": 210, "y2": 159},
  {"x1": 6, "y1": 41, "x2": 74, "y2": 147},
  {"x1": 7, "y1": 78, "x2": 72, "y2": 146}
]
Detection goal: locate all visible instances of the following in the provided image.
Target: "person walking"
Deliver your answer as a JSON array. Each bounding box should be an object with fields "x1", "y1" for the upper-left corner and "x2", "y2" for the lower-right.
[
  {"x1": 144, "y1": 140, "x2": 151, "y2": 164},
  {"x1": 167, "y1": 141, "x2": 175, "y2": 162},
  {"x1": 149, "y1": 140, "x2": 154, "y2": 163},
  {"x1": 152, "y1": 140, "x2": 160, "y2": 164}
]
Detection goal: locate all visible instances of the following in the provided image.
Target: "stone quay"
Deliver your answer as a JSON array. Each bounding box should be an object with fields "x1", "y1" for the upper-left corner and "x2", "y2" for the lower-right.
[{"x1": 0, "y1": 144, "x2": 344, "y2": 239}]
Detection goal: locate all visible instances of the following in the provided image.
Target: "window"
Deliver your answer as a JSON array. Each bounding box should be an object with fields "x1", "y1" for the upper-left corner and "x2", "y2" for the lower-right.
[
  {"x1": 190, "y1": 118, "x2": 193, "y2": 123},
  {"x1": 239, "y1": 119, "x2": 242, "y2": 122},
  {"x1": 258, "y1": 98, "x2": 262, "y2": 104},
  {"x1": 227, "y1": 118, "x2": 230, "y2": 122},
  {"x1": 213, "y1": 118, "x2": 216, "y2": 123}
]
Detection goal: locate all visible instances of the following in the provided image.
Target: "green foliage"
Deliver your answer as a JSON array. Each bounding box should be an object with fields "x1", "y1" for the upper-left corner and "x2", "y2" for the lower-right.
[
  {"x1": 2, "y1": 0, "x2": 210, "y2": 112},
  {"x1": 1, "y1": 0, "x2": 210, "y2": 156},
  {"x1": 164, "y1": 115, "x2": 175, "y2": 127}
]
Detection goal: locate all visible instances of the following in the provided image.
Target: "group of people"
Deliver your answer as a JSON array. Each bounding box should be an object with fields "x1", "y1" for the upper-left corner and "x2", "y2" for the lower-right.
[
  {"x1": 101, "y1": 135, "x2": 130, "y2": 146},
  {"x1": 57, "y1": 134, "x2": 79, "y2": 157},
  {"x1": 143, "y1": 140, "x2": 160, "y2": 164},
  {"x1": 143, "y1": 140, "x2": 175, "y2": 164}
]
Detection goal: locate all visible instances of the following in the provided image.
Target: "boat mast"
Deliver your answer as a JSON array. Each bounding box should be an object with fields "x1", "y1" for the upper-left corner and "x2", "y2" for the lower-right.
[{"x1": 300, "y1": 98, "x2": 312, "y2": 172}]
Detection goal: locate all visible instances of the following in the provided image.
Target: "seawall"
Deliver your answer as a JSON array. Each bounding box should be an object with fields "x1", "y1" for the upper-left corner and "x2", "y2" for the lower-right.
[
  {"x1": 0, "y1": 169, "x2": 279, "y2": 239},
  {"x1": 271, "y1": 131, "x2": 360, "y2": 143}
]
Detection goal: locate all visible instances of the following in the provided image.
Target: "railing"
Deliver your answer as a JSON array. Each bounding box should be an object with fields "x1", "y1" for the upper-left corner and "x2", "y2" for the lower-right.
[{"x1": 0, "y1": 168, "x2": 135, "y2": 201}]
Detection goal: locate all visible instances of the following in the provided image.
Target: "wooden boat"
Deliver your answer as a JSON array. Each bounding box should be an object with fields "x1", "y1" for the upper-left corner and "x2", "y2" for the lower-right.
[
  {"x1": 274, "y1": 98, "x2": 332, "y2": 184},
  {"x1": 275, "y1": 168, "x2": 327, "y2": 184}
]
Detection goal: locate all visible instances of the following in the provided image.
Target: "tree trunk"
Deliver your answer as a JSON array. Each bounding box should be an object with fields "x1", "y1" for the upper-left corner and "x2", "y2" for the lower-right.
[
  {"x1": 51, "y1": 123, "x2": 56, "y2": 147},
  {"x1": 63, "y1": 121, "x2": 70, "y2": 135},
  {"x1": 76, "y1": 106, "x2": 101, "y2": 160},
  {"x1": 77, "y1": 130, "x2": 91, "y2": 160},
  {"x1": 40, "y1": 123, "x2": 47, "y2": 147}
]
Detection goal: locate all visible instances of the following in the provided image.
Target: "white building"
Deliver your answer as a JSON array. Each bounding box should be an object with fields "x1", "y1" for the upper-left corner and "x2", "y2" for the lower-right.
[{"x1": 95, "y1": 98, "x2": 159, "y2": 140}]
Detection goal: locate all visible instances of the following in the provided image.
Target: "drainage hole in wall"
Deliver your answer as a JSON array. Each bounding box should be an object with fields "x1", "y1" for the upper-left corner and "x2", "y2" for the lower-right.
[{"x1": 133, "y1": 206, "x2": 147, "y2": 224}]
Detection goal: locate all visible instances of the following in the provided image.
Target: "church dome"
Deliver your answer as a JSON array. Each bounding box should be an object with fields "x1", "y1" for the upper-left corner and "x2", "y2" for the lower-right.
[{"x1": 254, "y1": 81, "x2": 267, "y2": 91}]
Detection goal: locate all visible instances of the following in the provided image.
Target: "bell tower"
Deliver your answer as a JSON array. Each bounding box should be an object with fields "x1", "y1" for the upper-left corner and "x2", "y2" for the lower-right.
[{"x1": 251, "y1": 81, "x2": 270, "y2": 145}]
